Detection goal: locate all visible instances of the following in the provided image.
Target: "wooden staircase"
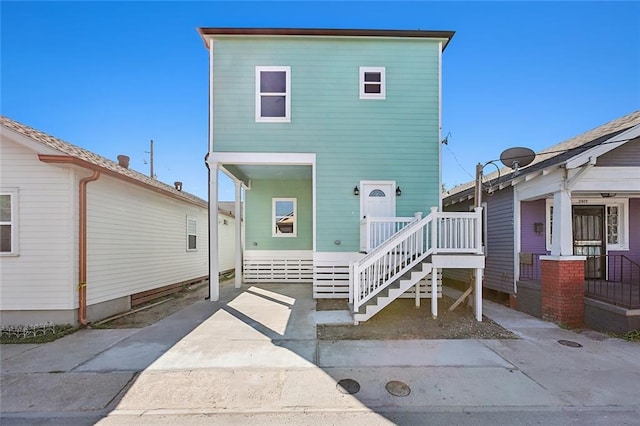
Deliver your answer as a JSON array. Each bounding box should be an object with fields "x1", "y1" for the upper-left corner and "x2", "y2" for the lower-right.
[
  {"x1": 350, "y1": 207, "x2": 483, "y2": 325},
  {"x1": 352, "y1": 261, "x2": 433, "y2": 323}
]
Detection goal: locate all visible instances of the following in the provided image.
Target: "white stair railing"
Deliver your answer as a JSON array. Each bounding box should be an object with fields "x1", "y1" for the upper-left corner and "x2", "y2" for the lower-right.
[
  {"x1": 359, "y1": 216, "x2": 418, "y2": 252},
  {"x1": 351, "y1": 207, "x2": 483, "y2": 312}
]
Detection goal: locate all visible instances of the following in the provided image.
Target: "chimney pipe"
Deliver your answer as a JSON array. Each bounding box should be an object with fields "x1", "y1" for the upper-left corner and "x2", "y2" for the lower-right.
[
  {"x1": 117, "y1": 155, "x2": 130, "y2": 169},
  {"x1": 174, "y1": 181, "x2": 183, "y2": 191}
]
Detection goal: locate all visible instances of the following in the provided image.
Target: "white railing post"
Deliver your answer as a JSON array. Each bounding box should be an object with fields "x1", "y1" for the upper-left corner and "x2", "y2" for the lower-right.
[
  {"x1": 430, "y1": 207, "x2": 438, "y2": 254},
  {"x1": 474, "y1": 206, "x2": 483, "y2": 254},
  {"x1": 348, "y1": 261, "x2": 354, "y2": 304}
]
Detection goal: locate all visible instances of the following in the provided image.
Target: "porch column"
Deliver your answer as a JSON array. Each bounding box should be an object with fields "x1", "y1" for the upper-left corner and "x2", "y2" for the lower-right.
[
  {"x1": 474, "y1": 268, "x2": 483, "y2": 321},
  {"x1": 541, "y1": 188, "x2": 585, "y2": 327},
  {"x1": 234, "y1": 180, "x2": 242, "y2": 289},
  {"x1": 431, "y1": 267, "x2": 438, "y2": 318},
  {"x1": 208, "y1": 160, "x2": 220, "y2": 301},
  {"x1": 550, "y1": 189, "x2": 573, "y2": 256}
]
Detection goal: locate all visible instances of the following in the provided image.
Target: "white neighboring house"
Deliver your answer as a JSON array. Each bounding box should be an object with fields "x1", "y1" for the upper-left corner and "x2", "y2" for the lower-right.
[
  {"x1": 0, "y1": 116, "x2": 211, "y2": 326},
  {"x1": 216, "y1": 202, "x2": 242, "y2": 274}
]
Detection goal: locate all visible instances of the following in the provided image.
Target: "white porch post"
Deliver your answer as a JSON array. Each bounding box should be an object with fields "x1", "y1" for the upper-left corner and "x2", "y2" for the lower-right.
[
  {"x1": 431, "y1": 267, "x2": 438, "y2": 318},
  {"x1": 209, "y1": 161, "x2": 220, "y2": 301},
  {"x1": 551, "y1": 188, "x2": 573, "y2": 256},
  {"x1": 234, "y1": 180, "x2": 242, "y2": 288},
  {"x1": 474, "y1": 268, "x2": 483, "y2": 321}
]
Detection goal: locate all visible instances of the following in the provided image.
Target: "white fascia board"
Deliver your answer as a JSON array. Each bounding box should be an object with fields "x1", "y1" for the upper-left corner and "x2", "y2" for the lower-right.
[
  {"x1": 570, "y1": 167, "x2": 640, "y2": 192},
  {"x1": 210, "y1": 152, "x2": 316, "y2": 166},
  {"x1": 565, "y1": 124, "x2": 639, "y2": 169},
  {"x1": 515, "y1": 168, "x2": 565, "y2": 201}
]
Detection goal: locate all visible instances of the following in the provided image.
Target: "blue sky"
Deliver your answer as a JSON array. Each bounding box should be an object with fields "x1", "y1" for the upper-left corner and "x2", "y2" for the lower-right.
[{"x1": 2, "y1": 1, "x2": 639, "y2": 201}]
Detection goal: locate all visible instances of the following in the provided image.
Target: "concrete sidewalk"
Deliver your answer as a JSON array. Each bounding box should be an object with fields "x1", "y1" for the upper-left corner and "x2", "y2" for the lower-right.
[{"x1": 1, "y1": 283, "x2": 639, "y2": 425}]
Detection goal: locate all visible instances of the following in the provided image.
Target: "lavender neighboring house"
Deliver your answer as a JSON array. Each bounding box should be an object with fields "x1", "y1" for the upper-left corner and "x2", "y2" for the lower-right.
[{"x1": 444, "y1": 111, "x2": 640, "y2": 334}]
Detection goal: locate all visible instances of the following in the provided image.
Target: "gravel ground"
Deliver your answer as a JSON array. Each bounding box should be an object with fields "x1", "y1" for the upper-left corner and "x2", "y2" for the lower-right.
[
  {"x1": 95, "y1": 281, "x2": 517, "y2": 340},
  {"x1": 317, "y1": 296, "x2": 517, "y2": 340}
]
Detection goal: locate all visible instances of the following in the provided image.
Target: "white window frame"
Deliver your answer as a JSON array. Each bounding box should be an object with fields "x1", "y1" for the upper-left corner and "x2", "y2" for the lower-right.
[
  {"x1": 272, "y1": 197, "x2": 297, "y2": 238},
  {"x1": 186, "y1": 215, "x2": 198, "y2": 252},
  {"x1": 0, "y1": 188, "x2": 19, "y2": 256},
  {"x1": 255, "y1": 66, "x2": 291, "y2": 123},
  {"x1": 545, "y1": 197, "x2": 629, "y2": 252},
  {"x1": 359, "y1": 66, "x2": 386, "y2": 100}
]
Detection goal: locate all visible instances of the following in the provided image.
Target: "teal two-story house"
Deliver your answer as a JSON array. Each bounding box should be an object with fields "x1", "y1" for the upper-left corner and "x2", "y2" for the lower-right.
[{"x1": 199, "y1": 28, "x2": 485, "y2": 323}]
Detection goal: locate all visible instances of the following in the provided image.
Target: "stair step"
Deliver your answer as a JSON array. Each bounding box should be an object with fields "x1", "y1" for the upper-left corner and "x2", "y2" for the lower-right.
[{"x1": 353, "y1": 261, "x2": 434, "y2": 321}]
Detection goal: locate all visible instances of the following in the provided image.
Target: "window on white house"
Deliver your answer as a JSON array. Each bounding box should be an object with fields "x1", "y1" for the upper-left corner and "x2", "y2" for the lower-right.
[
  {"x1": 359, "y1": 67, "x2": 386, "y2": 99},
  {"x1": 256, "y1": 66, "x2": 291, "y2": 122},
  {"x1": 0, "y1": 189, "x2": 18, "y2": 255},
  {"x1": 186, "y1": 216, "x2": 198, "y2": 251},
  {"x1": 273, "y1": 198, "x2": 297, "y2": 237}
]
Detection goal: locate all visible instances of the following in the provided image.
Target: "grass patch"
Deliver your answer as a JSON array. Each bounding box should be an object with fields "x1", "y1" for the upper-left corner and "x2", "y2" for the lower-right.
[
  {"x1": 609, "y1": 329, "x2": 640, "y2": 342},
  {"x1": 1, "y1": 323, "x2": 76, "y2": 344}
]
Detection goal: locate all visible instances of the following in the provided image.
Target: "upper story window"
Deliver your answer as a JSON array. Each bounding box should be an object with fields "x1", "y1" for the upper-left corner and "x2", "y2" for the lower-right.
[
  {"x1": 255, "y1": 66, "x2": 291, "y2": 122},
  {"x1": 186, "y1": 216, "x2": 198, "y2": 251},
  {"x1": 359, "y1": 67, "x2": 386, "y2": 100},
  {"x1": 0, "y1": 189, "x2": 18, "y2": 256}
]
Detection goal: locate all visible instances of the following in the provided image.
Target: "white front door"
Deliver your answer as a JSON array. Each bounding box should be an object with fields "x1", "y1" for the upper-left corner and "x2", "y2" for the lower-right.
[{"x1": 361, "y1": 181, "x2": 396, "y2": 248}]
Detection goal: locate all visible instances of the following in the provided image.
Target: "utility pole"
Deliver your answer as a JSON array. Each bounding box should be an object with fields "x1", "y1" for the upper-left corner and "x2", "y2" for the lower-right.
[{"x1": 145, "y1": 139, "x2": 155, "y2": 179}]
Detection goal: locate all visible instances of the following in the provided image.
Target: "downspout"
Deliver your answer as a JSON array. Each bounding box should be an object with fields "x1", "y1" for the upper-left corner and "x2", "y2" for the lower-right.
[{"x1": 78, "y1": 170, "x2": 100, "y2": 325}]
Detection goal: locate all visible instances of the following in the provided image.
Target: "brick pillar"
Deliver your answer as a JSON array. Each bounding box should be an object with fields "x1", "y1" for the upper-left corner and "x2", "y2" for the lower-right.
[{"x1": 541, "y1": 257, "x2": 585, "y2": 328}]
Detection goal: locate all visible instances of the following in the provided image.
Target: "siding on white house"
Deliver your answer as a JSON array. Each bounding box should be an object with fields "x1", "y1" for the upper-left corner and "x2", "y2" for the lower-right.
[
  {"x1": 0, "y1": 137, "x2": 77, "y2": 310},
  {"x1": 85, "y1": 175, "x2": 208, "y2": 305},
  {"x1": 217, "y1": 212, "x2": 236, "y2": 273}
]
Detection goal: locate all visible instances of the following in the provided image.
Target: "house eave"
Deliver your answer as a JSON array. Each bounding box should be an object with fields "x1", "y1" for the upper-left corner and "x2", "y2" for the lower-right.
[
  {"x1": 38, "y1": 155, "x2": 207, "y2": 208},
  {"x1": 197, "y1": 27, "x2": 455, "y2": 50}
]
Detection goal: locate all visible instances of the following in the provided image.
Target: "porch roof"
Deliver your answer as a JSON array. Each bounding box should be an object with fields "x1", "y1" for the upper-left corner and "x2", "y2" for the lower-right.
[
  {"x1": 444, "y1": 110, "x2": 640, "y2": 206},
  {"x1": 197, "y1": 27, "x2": 455, "y2": 50}
]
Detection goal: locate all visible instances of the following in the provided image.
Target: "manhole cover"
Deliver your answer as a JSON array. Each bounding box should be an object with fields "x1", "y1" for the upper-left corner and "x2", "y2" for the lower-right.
[
  {"x1": 336, "y1": 379, "x2": 360, "y2": 394},
  {"x1": 386, "y1": 380, "x2": 411, "y2": 397},
  {"x1": 558, "y1": 339, "x2": 583, "y2": 348}
]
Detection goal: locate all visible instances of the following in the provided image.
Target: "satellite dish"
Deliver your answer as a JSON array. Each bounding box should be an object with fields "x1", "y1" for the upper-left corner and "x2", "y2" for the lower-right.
[{"x1": 500, "y1": 147, "x2": 535, "y2": 170}]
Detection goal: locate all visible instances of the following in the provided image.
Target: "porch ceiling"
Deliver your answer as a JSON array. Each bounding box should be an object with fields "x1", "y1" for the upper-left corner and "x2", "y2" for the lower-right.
[{"x1": 225, "y1": 164, "x2": 312, "y2": 181}]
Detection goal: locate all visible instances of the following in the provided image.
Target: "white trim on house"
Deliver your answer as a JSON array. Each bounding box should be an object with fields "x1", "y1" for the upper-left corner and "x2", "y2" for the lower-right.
[
  {"x1": 359, "y1": 66, "x2": 386, "y2": 99},
  {"x1": 255, "y1": 66, "x2": 291, "y2": 123},
  {"x1": 211, "y1": 152, "x2": 316, "y2": 166},
  {"x1": 438, "y1": 41, "x2": 443, "y2": 211}
]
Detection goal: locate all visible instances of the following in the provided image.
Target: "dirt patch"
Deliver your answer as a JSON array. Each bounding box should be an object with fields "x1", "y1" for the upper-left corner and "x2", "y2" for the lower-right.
[
  {"x1": 93, "y1": 280, "x2": 516, "y2": 340},
  {"x1": 92, "y1": 279, "x2": 231, "y2": 329},
  {"x1": 317, "y1": 297, "x2": 517, "y2": 340}
]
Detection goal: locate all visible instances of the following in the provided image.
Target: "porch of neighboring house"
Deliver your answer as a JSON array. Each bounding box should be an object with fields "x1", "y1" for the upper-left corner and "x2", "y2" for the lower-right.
[
  {"x1": 206, "y1": 153, "x2": 485, "y2": 324},
  {"x1": 516, "y1": 195, "x2": 640, "y2": 334}
]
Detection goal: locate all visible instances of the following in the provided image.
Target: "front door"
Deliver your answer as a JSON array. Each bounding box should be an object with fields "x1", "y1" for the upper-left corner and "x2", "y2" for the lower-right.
[
  {"x1": 573, "y1": 205, "x2": 606, "y2": 279},
  {"x1": 361, "y1": 181, "x2": 396, "y2": 247}
]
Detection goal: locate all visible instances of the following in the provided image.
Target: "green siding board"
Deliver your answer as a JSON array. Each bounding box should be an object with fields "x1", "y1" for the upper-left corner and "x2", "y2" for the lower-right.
[
  {"x1": 214, "y1": 37, "x2": 442, "y2": 252},
  {"x1": 245, "y1": 179, "x2": 313, "y2": 250}
]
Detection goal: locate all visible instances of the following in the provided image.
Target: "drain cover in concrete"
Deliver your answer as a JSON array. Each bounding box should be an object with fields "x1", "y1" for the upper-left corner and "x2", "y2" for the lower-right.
[
  {"x1": 336, "y1": 379, "x2": 360, "y2": 394},
  {"x1": 557, "y1": 339, "x2": 583, "y2": 348},
  {"x1": 386, "y1": 380, "x2": 411, "y2": 397}
]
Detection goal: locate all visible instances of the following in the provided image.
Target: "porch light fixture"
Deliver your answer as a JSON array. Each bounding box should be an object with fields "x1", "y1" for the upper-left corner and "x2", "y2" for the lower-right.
[
  {"x1": 396, "y1": 186, "x2": 402, "y2": 196},
  {"x1": 353, "y1": 186, "x2": 360, "y2": 196},
  {"x1": 600, "y1": 193, "x2": 616, "y2": 198}
]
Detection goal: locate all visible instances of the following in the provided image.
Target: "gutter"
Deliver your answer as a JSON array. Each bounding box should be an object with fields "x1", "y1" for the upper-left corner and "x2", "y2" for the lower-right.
[{"x1": 78, "y1": 170, "x2": 100, "y2": 325}]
